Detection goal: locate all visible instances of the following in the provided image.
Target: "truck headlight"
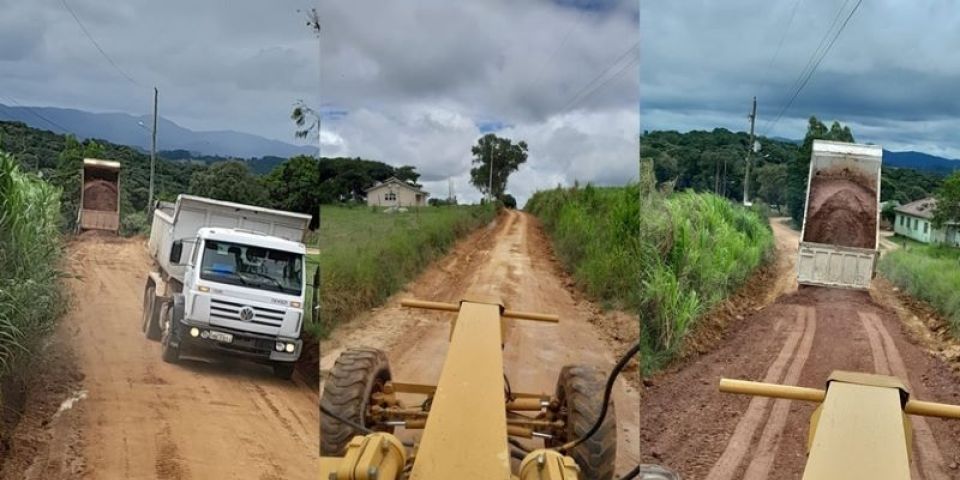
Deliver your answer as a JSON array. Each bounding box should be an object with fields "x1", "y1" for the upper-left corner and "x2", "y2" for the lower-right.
[
  {"x1": 189, "y1": 327, "x2": 200, "y2": 337},
  {"x1": 285, "y1": 343, "x2": 296, "y2": 353},
  {"x1": 275, "y1": 342, "x2": 285, "y2": 352}
]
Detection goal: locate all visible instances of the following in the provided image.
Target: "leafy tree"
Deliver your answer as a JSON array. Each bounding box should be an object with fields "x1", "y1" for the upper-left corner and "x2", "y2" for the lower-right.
[
  {"x1": 265, "y1": 155, "x2": 322, "y2": 228},
  {"x1": 394, "y1": 165, "x2": 421, "y2": 184},
  {"x1": 755, "y1": 162, "x2": 788, "y2": 212},
  {"x1": 50, "y1": 135, "x2": 105, "y2": 229},
  {"x1": 933, "y1": 171, "x2": 960, "y2": 228},
  {"x1": 469, "y1": 133, "x2": 528, "y2": 199},
  {"x1": 188, "y1": 161, "x2": 267, "y2": 205},
  {"x1": 501, "y1": 194, "x2": 517, "y2": 209}
]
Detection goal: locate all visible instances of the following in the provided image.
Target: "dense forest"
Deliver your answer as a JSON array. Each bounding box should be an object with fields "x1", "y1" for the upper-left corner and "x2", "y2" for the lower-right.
[
  {"x1": 0, "y1": 121, "x2": 423, "y2": 232},
  {"x1": 640, "y1": 118, "x2": 945, "y2": 222}
]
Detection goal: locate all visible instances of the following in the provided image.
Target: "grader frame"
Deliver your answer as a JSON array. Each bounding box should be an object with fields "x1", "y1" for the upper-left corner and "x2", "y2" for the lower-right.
[
  {"x1": 719, "y1": 370, "x2": 960, "y2": 479},
  {"x1": 321, "y1": 295, "x2": 612, "y2": 480}
]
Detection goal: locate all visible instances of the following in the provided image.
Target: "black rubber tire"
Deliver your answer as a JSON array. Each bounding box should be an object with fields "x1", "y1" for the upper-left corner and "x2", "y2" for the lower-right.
[
  {"x1": 546, "y1": 365, "x2": 617, "y2": 480},
  {"x1": 319, "y1": 348, "x2": 393, "y2": 455},
  {"x1": 273, "y1": 362, "x2": 296, "y2": 380},
  {"x1": 160, "y1": 301, "x2": 180, "y2": 364},
  {"x1": 142, "y1": 283, "x2": 162, "y2": 341}
]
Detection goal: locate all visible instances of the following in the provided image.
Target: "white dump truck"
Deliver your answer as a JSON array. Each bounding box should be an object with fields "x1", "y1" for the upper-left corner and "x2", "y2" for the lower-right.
[
  {"x1": 77, "y1": 158, "x2": 121, "y2": 233},
  {"x1": 142, "y1": 194, "x2": 313, "y2": 379},
  {"x1": 797, "y1": 140, "x2": 882, "y2": 290}
]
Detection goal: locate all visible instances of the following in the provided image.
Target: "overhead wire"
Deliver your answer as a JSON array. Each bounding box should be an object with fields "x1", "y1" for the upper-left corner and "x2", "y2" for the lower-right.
[
  {"x1": 58, "y1": 0, "x2": 144, "y2": 88},
  {"x1": 0, "y1": 94, "x2": 71, "y2": 133},
  {"x1": 761, "y1": 0, "x2": 864, "y2": 136}
]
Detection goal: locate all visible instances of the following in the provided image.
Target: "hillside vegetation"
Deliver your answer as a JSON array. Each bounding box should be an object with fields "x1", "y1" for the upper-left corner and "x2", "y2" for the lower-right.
[
  {"x1": 879, "y1": 245, "x2": 960, "y2": 336},
  {"x1": 526, "y1": 170, "x2": 773, "y2": 371},
  {"x1": 0, "y1": 149, "x2": 65, "y2": 376},
  {"x1": 314, "y1": 205, "x2": 496, "y2": 337}
]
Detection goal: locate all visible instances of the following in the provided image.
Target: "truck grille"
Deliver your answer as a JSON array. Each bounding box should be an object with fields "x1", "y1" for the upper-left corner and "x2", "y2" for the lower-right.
[{"x1": 209, "y1": 298, "x2": 284, "y2": 328}]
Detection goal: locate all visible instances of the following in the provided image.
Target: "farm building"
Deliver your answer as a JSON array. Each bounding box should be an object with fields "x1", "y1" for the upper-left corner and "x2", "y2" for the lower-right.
[
  {"x1": 365, "y1": 177, "x2": 429, "y2": 207},
  {"x1": 893, "y1": 197, "x2": 960, "y2": 246}
]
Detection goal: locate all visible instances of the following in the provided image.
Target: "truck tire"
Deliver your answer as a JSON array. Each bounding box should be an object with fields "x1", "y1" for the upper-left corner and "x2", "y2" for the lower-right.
[
  {"x1": 546, "y1": 365, "x2": 616, "y2": 480},
  {"x1": 273, "y1": 362, "x2": 295, "y2": 380},
  {"x1": 320, "y1": 348, "x2": 393, "y2": 455},
  {"x1": 160, "y1": 296, "x2": 183, "y2": 364},
  {"x1": 142, "y1": 283, "x2": 162, "y2": 341}
]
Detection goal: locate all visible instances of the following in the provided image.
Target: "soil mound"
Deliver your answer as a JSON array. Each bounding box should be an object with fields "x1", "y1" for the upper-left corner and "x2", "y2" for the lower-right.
[
  {"x1": 804, "y1": 172, "x2": 876, "y2": 249},
  {"x1": 81, "y1": 180, "x2": 117, "y2": 212}
]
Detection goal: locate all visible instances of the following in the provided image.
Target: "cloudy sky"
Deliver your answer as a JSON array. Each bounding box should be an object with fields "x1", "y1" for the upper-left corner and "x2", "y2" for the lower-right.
[
  {"x1": 0, "y1": 0, "x2": 638, "y2": 205},
  {"x1": 641, "y1": 1, "x2": 960, "y2": 159}
]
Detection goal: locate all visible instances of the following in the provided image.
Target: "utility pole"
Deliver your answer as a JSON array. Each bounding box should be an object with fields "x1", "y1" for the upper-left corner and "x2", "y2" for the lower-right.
[
  {"x1": 743, "y1": 96, "x2": 757, "y2": 205},
  {"x1": 148, "y1": 86, "x2": 158, "y2": 215}
]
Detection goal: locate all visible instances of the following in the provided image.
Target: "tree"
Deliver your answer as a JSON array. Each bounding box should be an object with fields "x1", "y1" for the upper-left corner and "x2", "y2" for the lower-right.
[
  {"x1": 755, "y1": 162, "x2": 788, "y2": 212},
  {"x1": 469, "y1": 133, "x2": 528, "y2": 200},
  {"x1": 933, "y1": 171, "x2": 960, "y2": 228},
  {"x1": 394, "y1": 165, "x2": 421, "y2": 184},
  {"x1": 188, "y1": 161, "x2": 267, "y2": 205},
  {"x1": 51, "y1": 135, "x2": 105, "y2": 229},
  {"x1": 265, "y1": 155, "x2": 322, "y2": 228}
]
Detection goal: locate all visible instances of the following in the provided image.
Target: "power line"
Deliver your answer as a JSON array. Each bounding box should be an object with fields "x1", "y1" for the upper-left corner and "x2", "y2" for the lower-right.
[
  {"x1": 761, "y1": 0, "x2": 863, "y2": 136},
  {"x1": 764, "y1": 0, "x2": 805, "y2": 75},
  {"x1": 0, "y1": 95, "x2": 71, "y2": 133},
  {"x1": 557, "y1": 40, "x2": 639, "y2": 113},
  {"x1": 59, "y1": 0, "x2": 143, "y2": 88}
]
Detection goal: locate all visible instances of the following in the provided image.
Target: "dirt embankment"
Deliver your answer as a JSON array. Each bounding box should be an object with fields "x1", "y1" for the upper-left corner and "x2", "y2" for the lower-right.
[
  {"x1": 2, "y1": 236, "x2": 319, "y2": 479},
  {"x1": 640, "y1": 221, "x2": 960, "y2": 479},
  {"x1": 803, "y1": 169, "x2": 877, "y2": 248},
  {"x1": 320, "y1": 210, "x2": 641, "y2": 476}
]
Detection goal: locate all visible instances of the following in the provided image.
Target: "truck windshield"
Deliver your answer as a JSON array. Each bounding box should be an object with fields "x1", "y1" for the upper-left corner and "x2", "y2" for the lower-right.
[{"x1": 199, "y1": 239, "x2": 303, "y2": 296}]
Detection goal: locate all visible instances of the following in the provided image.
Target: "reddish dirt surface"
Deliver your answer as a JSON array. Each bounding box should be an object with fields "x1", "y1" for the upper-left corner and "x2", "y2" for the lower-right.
[
  {"x1": 320, "y1": 210, "x2": 641, "y2": 475},
  {"x1": 640, "y1": 220, "x2": 960, "y2": 479},
  {"x1": 81, "y1": 180, "x2": 118, "y2": 212},
  {"x1": 804, "y1": 171, "x2": 877, "y2": 248},
  {"x1": 2, "y1": 236, "x2": 319, "y2": 479}
]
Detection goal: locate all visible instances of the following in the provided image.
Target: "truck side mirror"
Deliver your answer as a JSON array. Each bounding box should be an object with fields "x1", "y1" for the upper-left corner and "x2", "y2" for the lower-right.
[{"x1": 170, "y1": 240, "x2": 184, "y2": 264}]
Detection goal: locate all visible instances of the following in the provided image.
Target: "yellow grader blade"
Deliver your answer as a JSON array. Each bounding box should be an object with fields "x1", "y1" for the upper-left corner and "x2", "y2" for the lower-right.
[{"x1": 719, "y1": 370, "x2": 960, "y2": 480}]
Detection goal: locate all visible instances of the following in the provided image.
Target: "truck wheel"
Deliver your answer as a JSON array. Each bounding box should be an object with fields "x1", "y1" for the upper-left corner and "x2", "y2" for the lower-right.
[
  {"x1": 273, "y1": 362, "x2": 295, "y2": 380},
  {"x1": 142, "y1": 283, "x2": 162, "y2": 341},
  {"x1": 546, "y1": 365, "x2": 616, "y2": 480},
  {"x1": 160, "y1": 301, "x2": 181, "y2": 364},
  {"x1": 320, "y1": 348, "x2": 393, "y2": 455}
]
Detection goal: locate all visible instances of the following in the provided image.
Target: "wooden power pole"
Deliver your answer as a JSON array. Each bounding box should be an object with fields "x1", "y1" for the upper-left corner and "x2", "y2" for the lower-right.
[
  {"x1": 147, "y1": 86, "x2": 158, "y2": 215},
  {"x1": 743, "y1": 96, "x2": 757, "y2": 205}
]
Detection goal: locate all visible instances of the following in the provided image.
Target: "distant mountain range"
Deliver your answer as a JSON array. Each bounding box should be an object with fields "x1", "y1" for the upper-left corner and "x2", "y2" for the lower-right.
[
  {"x1": 882, "y1": 150, "x2": 960, "y2": 175},
  {"x1": 0, "y1": 104, "x2": 315, "y2": 159}
]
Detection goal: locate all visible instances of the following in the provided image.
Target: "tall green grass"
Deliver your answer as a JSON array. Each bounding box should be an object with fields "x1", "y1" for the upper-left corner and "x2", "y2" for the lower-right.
[
  {"x1": 0, "y1": 149, "x2": 65, "y2": 376},
  {"x1": 879, "y1": 245, "x2": 960, "y2": 335},
  {"x1": 526, "y1": 184, "x2": 773, "y2": 372},
  {"x1": 315, "y1": 204, "x2": 496, "y2": 337}
]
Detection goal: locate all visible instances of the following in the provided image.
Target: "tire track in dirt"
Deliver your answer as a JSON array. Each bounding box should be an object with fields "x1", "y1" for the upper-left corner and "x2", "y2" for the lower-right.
[
  {"x1": 321, "y1": 210, "x2": 641, "y2": 475},
  {"x1": 860, "y1": 312, "x2": 948, "y2": 479}
]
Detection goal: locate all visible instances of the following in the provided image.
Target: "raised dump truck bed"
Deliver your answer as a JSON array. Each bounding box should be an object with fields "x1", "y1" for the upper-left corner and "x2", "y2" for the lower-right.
[
  {"x1": 797, "y1": 140, "x2": 882, "y2": 290},
  {"x1": 77, "y1": 158, "x2": 121, "y2": 233}
]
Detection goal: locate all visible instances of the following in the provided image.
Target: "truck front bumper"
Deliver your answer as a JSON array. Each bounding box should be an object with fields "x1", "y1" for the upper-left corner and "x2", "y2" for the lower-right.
[{"x1": 178, "y1": 319, "x2": 302, "y2": 363}]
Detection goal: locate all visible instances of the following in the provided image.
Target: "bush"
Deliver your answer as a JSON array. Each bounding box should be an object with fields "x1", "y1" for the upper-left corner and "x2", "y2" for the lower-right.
[
  {"x1": 879, "y1": 246, "x2": 960, "y2": 336},
  {"x1": 526, "y1": 185, "x2": 773, "y2": 372},
  {"x1": 120, "y1": 211, "x2": 149, "y2": 237},
  {"x1": 0, "y1": 149, "x2": 65, "y2": 376}
]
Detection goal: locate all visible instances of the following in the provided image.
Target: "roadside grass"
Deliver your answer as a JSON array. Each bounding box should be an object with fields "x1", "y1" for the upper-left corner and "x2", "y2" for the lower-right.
[
  {"x1": 0, "y1": 149, "x2": 65, "y2": 376},
  {"x1": 311, "y1": 204, "x2": 496, "y2": 338},
  {"x1": 526, "y1": 184, "x2": 773, "y2": 373},
  {"x1": 879, "y1": 244, "x2": 960, "y2": 335}
]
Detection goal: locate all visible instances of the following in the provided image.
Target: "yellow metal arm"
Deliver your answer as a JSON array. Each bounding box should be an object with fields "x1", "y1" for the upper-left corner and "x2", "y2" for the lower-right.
[{"x1": 400, "y1": 298, "x2": 560, "y2": 323}]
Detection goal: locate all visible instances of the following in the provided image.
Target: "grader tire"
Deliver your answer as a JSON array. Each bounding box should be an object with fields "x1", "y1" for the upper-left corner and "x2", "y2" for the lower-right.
[
  {"x1": 548, "y1": 365, "x2": 617, "y2": 480},
  {"x1": 320, "y1": 348, "x2": 393, "y2": 455}
]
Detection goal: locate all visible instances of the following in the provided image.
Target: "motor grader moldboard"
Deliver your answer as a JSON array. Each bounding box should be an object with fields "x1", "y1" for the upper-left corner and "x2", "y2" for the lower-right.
[{"x1": 319, "y1": 295, "x2": 623, "y2": 480}]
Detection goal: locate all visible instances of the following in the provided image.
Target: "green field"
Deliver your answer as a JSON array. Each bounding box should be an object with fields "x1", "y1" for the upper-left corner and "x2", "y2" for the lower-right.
[
  {"x1": 308, "y1": 204, "x2": 496, "y2": 338},
  {"x1": 879, "y1": 244, "x2": 960, "y2": 336},
  {"x1": 526, "y1": 183, "x2": 773, "y2": 372}
]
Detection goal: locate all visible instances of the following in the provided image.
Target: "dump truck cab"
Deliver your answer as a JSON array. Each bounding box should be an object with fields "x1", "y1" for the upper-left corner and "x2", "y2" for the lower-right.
[{"x1": 172, "y1": 227, "x2": 306, "y2": 362}]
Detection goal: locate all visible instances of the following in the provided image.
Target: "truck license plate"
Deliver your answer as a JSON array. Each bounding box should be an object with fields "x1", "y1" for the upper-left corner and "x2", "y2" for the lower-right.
[{"x1": 208, "y1": 331, "x2": 233, "y2": 343}]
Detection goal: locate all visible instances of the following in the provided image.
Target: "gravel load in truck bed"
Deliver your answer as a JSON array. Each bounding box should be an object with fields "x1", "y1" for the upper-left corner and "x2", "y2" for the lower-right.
[{"x1": 803, "y1": 168, "x2": 877, "y2": 249}]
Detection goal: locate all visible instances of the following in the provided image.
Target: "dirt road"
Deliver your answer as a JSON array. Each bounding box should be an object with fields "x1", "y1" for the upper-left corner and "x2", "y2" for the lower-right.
[
  {"x1": 640, "y1": 218, "x2": 960, "y2": 478},
  {"x1": 4, "y1": 236, "x2": 319, "y2": 479},
  {"x1": 321, "y1": 209, "x2": 641, "y2": 475}
]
